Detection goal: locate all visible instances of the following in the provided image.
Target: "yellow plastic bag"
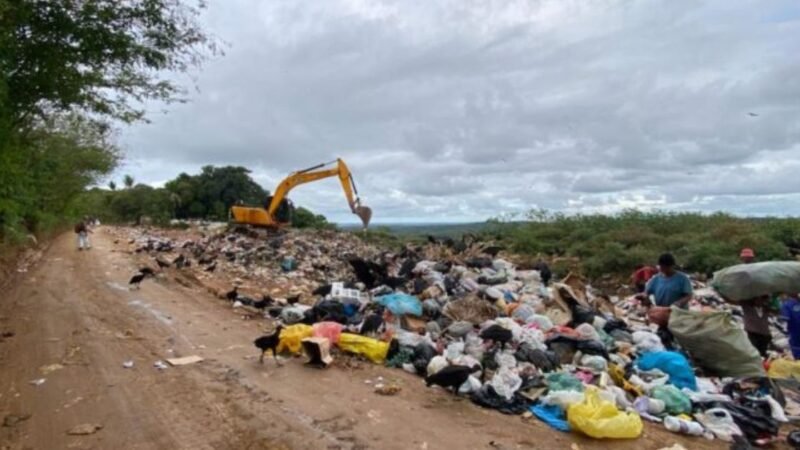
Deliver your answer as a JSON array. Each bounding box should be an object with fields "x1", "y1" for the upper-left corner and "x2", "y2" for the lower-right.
[
  {"x1": 277, "y1": 324, "x2": 313, "y2": 354},
  {"x1": 768, "y1": 358, "x2": 800, "y2": 380},
  {"x1": 567, "y1": 387, "x2": 643, "y2": 439},
  {"x1": 337, "y1": 333, "x2": 390, "y2": 364}
]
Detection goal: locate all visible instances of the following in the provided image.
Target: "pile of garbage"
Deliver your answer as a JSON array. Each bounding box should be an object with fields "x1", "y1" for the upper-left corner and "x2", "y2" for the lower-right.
[
  {"x1": 116, "y1": 225, "x2": 800, "y2": 446},
  {"x1": 113, "y1": 225, "x2": 385, "y2": 299}
]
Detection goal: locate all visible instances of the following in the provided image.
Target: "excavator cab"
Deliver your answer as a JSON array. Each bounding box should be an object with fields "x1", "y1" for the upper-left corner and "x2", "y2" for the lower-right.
[{"x1": 230, "y1": 158, "x2": 371, "y2": 229}]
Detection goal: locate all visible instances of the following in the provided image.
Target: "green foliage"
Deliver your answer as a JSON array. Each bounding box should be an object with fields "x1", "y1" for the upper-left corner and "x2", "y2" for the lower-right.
[
  {"x1": 0, "y1": 0, "x2": 214, "y2": 246},
  {"x1": 292, "y1": 206, "x2": 335, "y2": 229},
  {"x1": 2, "y1": 0, "x2": 216, "y2": 125},
  {"x1": 0, "y1": 114, "x2": 119, "y2": 241},
  {"x1": 497, "y1": 210, "x2": 799, "y2": 279},
  {"x1": 164, "y1": 166, "x2": 268, "y2": 220},
  {"x1": 73, "y1": 165, "x2": 331, "y2": 227}
]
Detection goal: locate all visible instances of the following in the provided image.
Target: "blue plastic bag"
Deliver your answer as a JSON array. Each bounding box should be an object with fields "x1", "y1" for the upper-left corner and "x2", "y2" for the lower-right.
[
  {"x1": 635, "y1": 351, "x2": 697, "y2": 391},
  {"x1": 377, "y1": 293, "x2": 423, "y2": 316},
  {"x1": 531, "y1": 403, "x2": 570, "y2": 432}
]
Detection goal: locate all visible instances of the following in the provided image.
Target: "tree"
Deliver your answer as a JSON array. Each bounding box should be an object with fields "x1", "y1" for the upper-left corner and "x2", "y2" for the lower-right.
[
  {"x1": 108, "y1": 181, "x2": 117, "y2": 191},
  {"x1": 1, "y1": 0, "x2": 218, "y2": 126},
  {"x1": 123, "y1": 175, "x2": 134, "y2": 189},
  {"x1": 165, "y1": 166, "x2": 267, "y2": 219},
  {"x1": 292, "y1": 206, "x2": 334, "y2": 229}
]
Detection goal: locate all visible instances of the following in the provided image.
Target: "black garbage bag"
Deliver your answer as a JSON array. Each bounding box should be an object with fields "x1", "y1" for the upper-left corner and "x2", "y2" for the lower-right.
[
  {"x1": 477, "y1": 275, "x2": 507, "y2": 285},
  {"x1": 413, "y1": 278, "x2": 429, "y2": 295},
  {"x1": 398, "y1": 258, "x2": 417, "y2": 277},
  {"x1": 470, "y1": 385, "x2": 531, "y2": 415},
  {"x1": 412, "y1": 343, "x2": 437, "y2": 376},
  {"x1": 787, "y1": 429, "x2": 800, "y2": 449},
  {"x1": 348, "y1": 258, "x2": 388, "y2": 289},
  {"x1": 465, "y1": 257, "x2": 492, "y2": 269},
  {"x1": 546, "y1": 334, "x2": 609, "y2": 362},
  {"x1": 712, "y1": 401, "x2": 779, "y2": 445},
  {"x1": 568, "y1": 302, "x2": 596, "y2": 328},
  {"x1": 310, "y1": 300, "x2": 348, "y2": 324},
  {"x1": 603, "y1": 318, "x2": 630, "y2": 334},
  {"x1": 518, "y1": 374, "x2": 547, "y2": 391},
  {"x1": 444, "y1": 275, "x2": 459, "y2": 295},
  {"x1": 514, "y1": 344, "x2": 560, "y2": 372},
  {"x1": 723, "y1": 377, "x2": 786, "y2": 407},
  {"x1": 433, "y1": 261, "x2": 452, "y2": 273}
]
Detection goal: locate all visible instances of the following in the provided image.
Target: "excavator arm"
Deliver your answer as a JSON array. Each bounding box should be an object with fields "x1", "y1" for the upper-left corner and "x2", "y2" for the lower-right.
[
  {"x1": 267, "y1": 159, "x2": 361, "y2": 217},
  {"x1": 230, "y1": 158, "x2": 371, "y2": 228}
]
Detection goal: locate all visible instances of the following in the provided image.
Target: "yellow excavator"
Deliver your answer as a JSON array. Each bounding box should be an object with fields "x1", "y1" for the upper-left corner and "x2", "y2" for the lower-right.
[{"x1": 230, "y1": 158, "x2": 372, "y2": 228}]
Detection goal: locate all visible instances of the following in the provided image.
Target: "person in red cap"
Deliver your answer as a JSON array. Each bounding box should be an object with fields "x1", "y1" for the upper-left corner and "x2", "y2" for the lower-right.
[
  {"x1": 740, "y1": 248, "x2": 756, "y2": 264},
  {"x1": 631, "y1": 264, "x2": 657, "y2": 293}
]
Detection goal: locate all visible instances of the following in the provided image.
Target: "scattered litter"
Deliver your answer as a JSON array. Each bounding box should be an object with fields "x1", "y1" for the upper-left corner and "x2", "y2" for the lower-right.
[
  {"x1": 3, "y1": 413, "x2": 31, "y2": 427},
  {"x1": 110, "y1": 225, "x2": 800, "y2": 447},
  {"x1": 122, "y1": 360, "x2": 134, "y2": 368},
  {"x1": 375, "y1": 384, "x2": 402, "y2": 396},
  {"x1": 29, "y1": 378, "x2": 46, "y2": 386},
  {"x1": 166, "y1": 355, "x2": 203, "y2": 366},
  {"x1": 66, "y1": 423, "x2": 103, "y2": 435},
  {"x1": 39, "y1": 363, "x2": 64, "y2": 375},
  {"x1": 153, "y1": 361, "x2": 168, "y2": 370}
]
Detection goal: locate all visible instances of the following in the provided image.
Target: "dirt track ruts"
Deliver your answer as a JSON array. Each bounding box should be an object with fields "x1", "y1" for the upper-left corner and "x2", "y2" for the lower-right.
[{"x1": 0, "y1": 228, "x2": 724, "y2": 449}]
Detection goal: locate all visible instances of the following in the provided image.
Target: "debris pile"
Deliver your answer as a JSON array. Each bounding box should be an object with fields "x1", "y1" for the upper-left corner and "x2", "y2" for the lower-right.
[{"x1": 112, "y1": 225, "x2": 800, "y2": 446}]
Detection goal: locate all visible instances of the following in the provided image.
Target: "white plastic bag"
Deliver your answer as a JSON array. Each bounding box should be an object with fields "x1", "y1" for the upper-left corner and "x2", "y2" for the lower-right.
[
  {"x1": 490, "y1": 366, "x2": 522, "y2": 400},
  {"x1": 426, "y1": 356, "x2": 448, "y2": 377}
]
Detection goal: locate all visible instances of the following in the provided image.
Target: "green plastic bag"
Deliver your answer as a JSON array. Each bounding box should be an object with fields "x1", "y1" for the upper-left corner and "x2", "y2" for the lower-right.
[
  {"x1": 547, "y1": 372, "x2": 585, "y2": 392},
  {"x1": 651, "y1": 385, "x2": 691, "y2": 415},
  {"x1": 668, "y1": 307, "x2": 765, "y2": 378},
  {"x1": 712, "y1": 261, "x2": 800, "y2": 302},
  {"x1": 567, "y1": 387, "x2": 643, "y2": 439}
]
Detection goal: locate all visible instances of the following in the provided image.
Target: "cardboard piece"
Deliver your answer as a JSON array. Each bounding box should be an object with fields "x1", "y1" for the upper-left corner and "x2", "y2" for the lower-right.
[{"x1": 166, "y1": 355, "x2": 204, "y2": 366}]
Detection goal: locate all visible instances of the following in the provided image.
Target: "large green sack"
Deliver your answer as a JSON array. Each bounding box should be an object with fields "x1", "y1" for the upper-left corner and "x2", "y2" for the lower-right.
[
  {"x1": 712, "y1": 261, "x2": 800, "y2": 302},
  {"x1": 668, "y1": 307, "x2": 765, "y2": 378}
]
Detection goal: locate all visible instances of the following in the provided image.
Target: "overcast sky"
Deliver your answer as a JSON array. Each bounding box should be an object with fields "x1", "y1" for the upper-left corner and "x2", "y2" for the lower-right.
[{"x1": 116, "y1": 0, "x2": 800, "y2": 224}]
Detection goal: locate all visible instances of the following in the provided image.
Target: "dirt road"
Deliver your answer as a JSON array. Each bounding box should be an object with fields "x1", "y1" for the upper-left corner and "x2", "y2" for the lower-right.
[{"x1": 0, "y1": 228, "x2": 722, "y2": 450}]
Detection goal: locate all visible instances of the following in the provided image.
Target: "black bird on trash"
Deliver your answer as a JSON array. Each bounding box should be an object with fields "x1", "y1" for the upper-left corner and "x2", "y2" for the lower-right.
[
  {"x1": 252, "y1": 295, "x2": 274, "y2": 310},
  {"x1": 480, "y1": 324, "x2": 513, "y2": 350},
  {"x1": 425, "y1": 365, "x2": 477, "y2": 394},
  {"x1": 254, "y1": 323, "x2": 284, "y2": 365},
  {"x1": 172, "y1": 254, "x2": 187, "y2": 268},
  {"x1": 128, "y1": 270, "x2": 153, "y2": 289},
  {"x1": 359, "y1": 313, "x2": 384, "y2": 336},
  {"x1": 225, "y1": 286, "x2": 238, "y2": 302},
  {"x1": 286, "y1": 295, "x2": 301, "y2": 306},
  {"x1": 155, "y1": 257, "x2": 170, "y2": 269},
  {"x1": 139, "y1": 267, "x2": 156, "y2": 277},
  {"x1": 205, "y1": 262, "x2": 216, "y2": 272}
]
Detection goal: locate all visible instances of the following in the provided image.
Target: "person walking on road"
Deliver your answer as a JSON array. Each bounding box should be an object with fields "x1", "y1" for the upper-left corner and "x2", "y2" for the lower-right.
[{"x1": 74, "y1": 217, "x2": 92, "y2": 251}]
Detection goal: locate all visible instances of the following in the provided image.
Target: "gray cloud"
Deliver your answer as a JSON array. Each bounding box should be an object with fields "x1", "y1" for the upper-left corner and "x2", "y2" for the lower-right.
[{"x1": 116, "y1": 0, "x2": 800, "y2": 223}]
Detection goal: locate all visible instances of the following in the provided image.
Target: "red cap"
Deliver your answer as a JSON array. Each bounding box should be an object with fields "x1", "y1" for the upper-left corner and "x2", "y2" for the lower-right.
[{"x1": 740, "y1": 248, "x2": 755, "y2": 258}]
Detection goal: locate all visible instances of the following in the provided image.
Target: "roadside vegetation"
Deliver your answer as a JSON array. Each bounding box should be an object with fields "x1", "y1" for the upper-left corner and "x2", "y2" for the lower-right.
[
  {"x1": 71, "y1": 166, "x2": 333, "y2": 229},
  {"x1": 0, "y1": 0, "x2": 215, "y2": 247},
  {"x1": 489, "y1": 210, "x2": 800, "y2": 279}
]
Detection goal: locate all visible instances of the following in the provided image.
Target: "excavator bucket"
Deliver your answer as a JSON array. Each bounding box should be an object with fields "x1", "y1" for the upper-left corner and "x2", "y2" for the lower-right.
[{"x1": 354, "y1": 205, "x2": 372, "y2": 229}]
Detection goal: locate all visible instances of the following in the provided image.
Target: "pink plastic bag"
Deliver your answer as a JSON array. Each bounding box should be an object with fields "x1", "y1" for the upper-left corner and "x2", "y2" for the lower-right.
[{"x1": 313, "y1": 321, "x2": 344, "y2": 344}]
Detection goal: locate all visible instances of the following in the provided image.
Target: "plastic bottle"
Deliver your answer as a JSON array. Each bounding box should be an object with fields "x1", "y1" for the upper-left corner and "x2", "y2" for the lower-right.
[{"x1": 664, "y1": 416, "x2": 704, "y2": 436}]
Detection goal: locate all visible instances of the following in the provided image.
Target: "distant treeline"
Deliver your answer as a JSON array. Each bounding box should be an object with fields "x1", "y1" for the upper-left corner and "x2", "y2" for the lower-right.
[
  {"x1": 73, "y1": 165, "x2": 332, "y2": 229},
  {"x1": 489, "y1": 210, "x2": 800, "y2": 279}
]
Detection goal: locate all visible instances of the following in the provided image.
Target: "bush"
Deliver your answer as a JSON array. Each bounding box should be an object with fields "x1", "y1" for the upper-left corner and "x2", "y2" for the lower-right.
[{"x1": 494, "y1": 210, "x2": 800, "y2": 280}]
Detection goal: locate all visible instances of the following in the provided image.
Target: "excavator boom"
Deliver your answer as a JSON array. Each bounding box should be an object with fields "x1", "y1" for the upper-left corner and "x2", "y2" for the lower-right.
[{"x1": 230, "y1": 158, "x2": 371, "y2": 228}]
